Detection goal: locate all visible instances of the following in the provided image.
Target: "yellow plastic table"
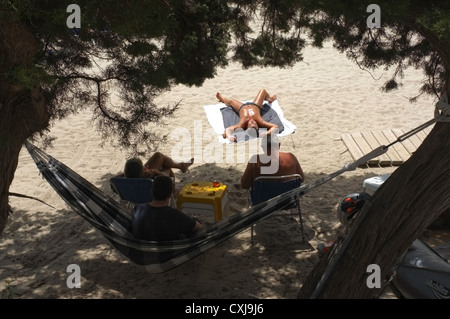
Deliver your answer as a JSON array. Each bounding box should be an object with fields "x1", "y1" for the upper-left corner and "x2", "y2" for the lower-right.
[{"x1": 176, "y1": 181, "x2": 229, "y2": 223}]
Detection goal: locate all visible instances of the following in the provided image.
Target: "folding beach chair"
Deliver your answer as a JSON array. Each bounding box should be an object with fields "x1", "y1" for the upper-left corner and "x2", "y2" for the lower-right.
[
  {"x1": 248, "y1": 174, "x2": 305, "y2": 243},
  {"x1": 110, "y1": 177, "x2": 153, "y2": 208}
]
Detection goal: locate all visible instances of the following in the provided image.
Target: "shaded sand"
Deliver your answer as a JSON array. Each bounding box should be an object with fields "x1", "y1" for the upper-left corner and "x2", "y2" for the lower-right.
[{"x1": 1, "y1": 42, "x2": 445, "y2": 299}]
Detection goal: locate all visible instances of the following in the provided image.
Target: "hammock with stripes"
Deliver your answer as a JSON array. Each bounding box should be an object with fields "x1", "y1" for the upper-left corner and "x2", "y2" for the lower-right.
[{"x1": 25, "y1": 141, "x2": 386, "y2": 273}]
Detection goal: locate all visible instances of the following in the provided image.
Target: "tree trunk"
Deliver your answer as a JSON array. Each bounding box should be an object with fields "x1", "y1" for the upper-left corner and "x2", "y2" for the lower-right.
[
  {"x1": 0, "y1": 83, "x2": 50, "y2": 235},
  {"x1": 298, "y1": 121, "x2": 450, "y2": 299},
  {"x1": 0, "y1": 22, "x2": 50, "y2": 236}
]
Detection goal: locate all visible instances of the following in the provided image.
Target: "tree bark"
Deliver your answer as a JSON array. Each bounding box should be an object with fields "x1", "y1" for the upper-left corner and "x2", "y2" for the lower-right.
[
  {"x1": 0, "y1": 22, "x2": 50, "y2": 236},
  {"x1": 0, "y1": 83, "x2": 50, "y2": 235},
  {"x1": 298, "y1": 121, "x2": 450, "y2": 299}
]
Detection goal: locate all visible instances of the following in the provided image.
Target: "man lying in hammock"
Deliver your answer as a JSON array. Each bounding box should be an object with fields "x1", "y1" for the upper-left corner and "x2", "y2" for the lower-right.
[{"x1": 216, "y1": 89, "x2": 279, "y2": 142}]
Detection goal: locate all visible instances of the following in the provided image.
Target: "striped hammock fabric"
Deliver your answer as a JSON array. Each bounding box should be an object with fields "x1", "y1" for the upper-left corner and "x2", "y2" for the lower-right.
[
  {"x1": 25, "y1": 141, "x2": 307, "y2": 273},
  {"x1": 25, "y1": 138, "x2": 380, "y2": 273}
]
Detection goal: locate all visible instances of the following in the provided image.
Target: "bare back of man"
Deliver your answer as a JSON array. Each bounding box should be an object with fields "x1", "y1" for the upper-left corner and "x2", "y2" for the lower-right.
[
  {"x1": 240, "y1": 136, "x2": 305, "y2": 190},
  {"x1": 216, "y1": 89, "x2": 279, "y2": 142}
]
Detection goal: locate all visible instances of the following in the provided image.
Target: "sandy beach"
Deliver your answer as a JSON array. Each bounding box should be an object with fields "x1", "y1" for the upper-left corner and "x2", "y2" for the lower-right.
[{"x1": 1, "y1": 41, "x2": 447, "y2": 299}]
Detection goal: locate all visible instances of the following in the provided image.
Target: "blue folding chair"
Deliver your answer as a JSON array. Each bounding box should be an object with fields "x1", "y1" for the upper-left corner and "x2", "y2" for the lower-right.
[
  {"x1": 110, "y1": 177, "x2": 153, "y2": 208},
  {"x1": 248, "y1": 174, "x2": 305, "y2": 244}
]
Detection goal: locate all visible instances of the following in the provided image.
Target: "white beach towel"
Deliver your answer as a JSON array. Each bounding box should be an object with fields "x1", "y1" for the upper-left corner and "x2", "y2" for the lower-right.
[{"x1": 203, "y1": 100, "x2": 297, "y2": 143}]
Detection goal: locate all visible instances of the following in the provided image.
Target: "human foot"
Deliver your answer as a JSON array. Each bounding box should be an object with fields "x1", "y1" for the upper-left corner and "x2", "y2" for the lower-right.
[
  {"x1": 180, "y1": 158, "x2": 194, "y2": 173},
  {"x1": 267, "y1": 95, "x2": 277, "y2": 103},
  {"x1": 216, "y1": 92, "x2": 230, "y2": 106}
]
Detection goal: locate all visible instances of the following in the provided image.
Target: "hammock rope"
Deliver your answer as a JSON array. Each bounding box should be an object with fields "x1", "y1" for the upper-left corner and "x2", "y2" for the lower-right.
[{"x1": 385, "y1": 95, "x2": 449, "y2": 149}]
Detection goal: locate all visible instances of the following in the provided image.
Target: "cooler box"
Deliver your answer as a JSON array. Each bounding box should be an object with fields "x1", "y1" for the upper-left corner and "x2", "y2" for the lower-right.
[
  {"x1": 362, "y1": 173, "x2": 391, "y2": 194},
  {"x1": 177, "y1": 181, "x2": 229, "y2": 223}
]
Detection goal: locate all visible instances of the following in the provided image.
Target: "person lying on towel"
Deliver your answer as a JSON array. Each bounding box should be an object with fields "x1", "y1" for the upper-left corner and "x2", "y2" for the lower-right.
[{"x1": 216, "y1": 89, "x2": 279, "y2": 142}]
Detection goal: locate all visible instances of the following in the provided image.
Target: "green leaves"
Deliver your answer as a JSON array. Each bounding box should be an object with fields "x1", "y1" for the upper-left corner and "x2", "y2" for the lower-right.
[{"x1": 7, "y1": 64, "x2": 54, "y2": 89}]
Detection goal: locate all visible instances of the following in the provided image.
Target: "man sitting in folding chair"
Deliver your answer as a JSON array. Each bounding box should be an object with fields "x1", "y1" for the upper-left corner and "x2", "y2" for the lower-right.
[{"x1": 241, "y1": 134, "x2": 306, "y2": 243}]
